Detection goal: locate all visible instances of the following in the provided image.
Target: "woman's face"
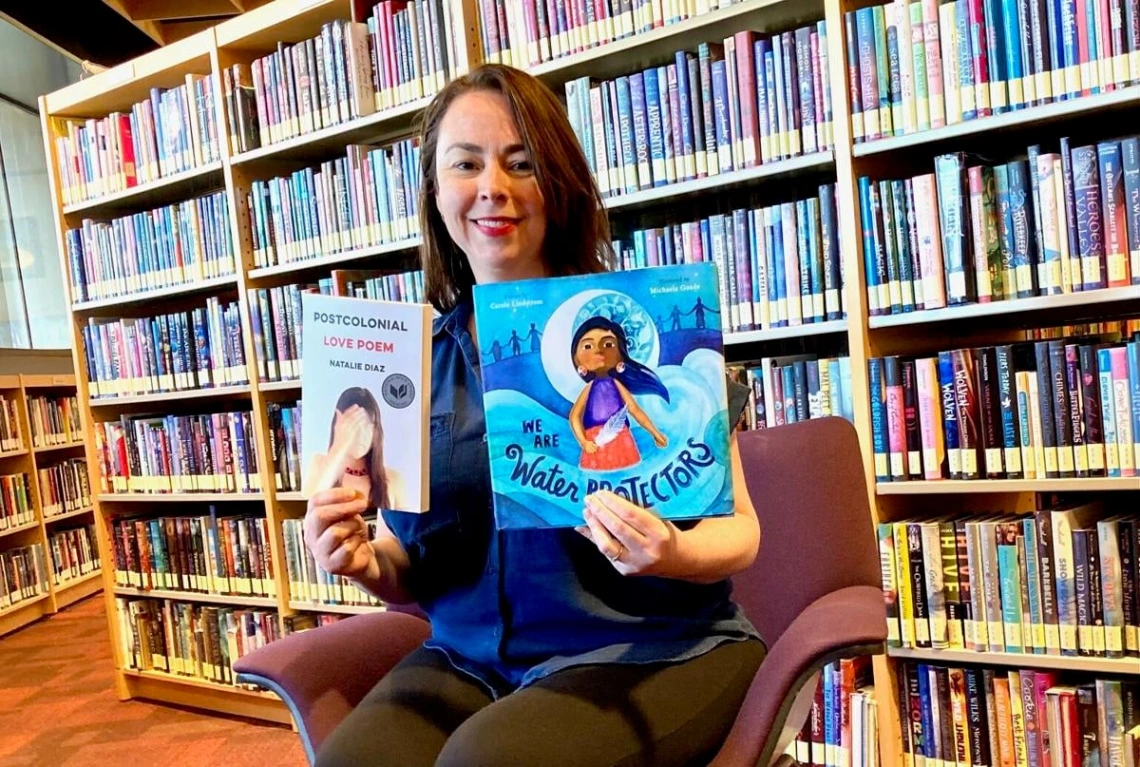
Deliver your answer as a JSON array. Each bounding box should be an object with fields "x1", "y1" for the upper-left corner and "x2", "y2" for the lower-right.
[
  {"x1": 575, "y1": 328, "x2": 620, "y2": 374},
  {"x1": 434, "y1": 90, "x2": 548, "y2": 285}
]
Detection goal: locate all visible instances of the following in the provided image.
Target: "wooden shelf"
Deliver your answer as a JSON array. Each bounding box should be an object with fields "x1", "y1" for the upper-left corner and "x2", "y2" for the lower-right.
[
  {"x1": 0, "y1": 520, "x2": 41, "y2": 541},
  {"x1": 0, "y1": 447, "x2": 28, "y2": 460},
  {"x1": 72, "y1": 275, "x2": 238, "y2": 313},
  {"x1": 33, "y1": 440, "x2": 85, "y2": 454},
  {"x1": 246, "y1": 237, "x2": 422, "y2": 281},
  {"x1": 288, "y1": 600, "x2": 386, "y2": 615},
  {"x1": 853, "y1": 84, "x2": 1140, "y2": 157},
  {"x1": 604, "y1": 152, "x2": 835, "y2": 212},
  {"x1": 61, "y1": 162, "x2": 224, "y2": 216},
  {"x1": 725, "y1": 319, "x2": 848, "y2": 346},
  {"x1": 115, "y1": 586, "x2": 277, "y2": 608},
  {"x1": 21, "y1": 375, "x2": 76, "y2": 389},
  {"x1": 90, "y1": 384, "x2": 252, "y2": 408},
  {"x1": 0, "y1": 593, "x2": 52, "y2": 637},
  {"x1": 230, "y1": 97, "x2": 432, "y2": 165},
  {"x1": 888, "y1": 646, "x2": 1140, "y2": 675},
  {"x1": 868, "y1": 285, "x2": 1140, "y2": 330},
  {"x1": 121, "y1": 668, "x2": 282, "y2": 701},
  {"x1": 276, "y1": 492, "x2": 306, "y2": 502},
  {"x1": 257, "y1": 379, "x2": 301, "y2": 393},
  {"x1": 44, "y1": 506, "x2": 96, "y2": 524},
  {"x1": 529, "y1": 0, "x2": 822, "y2": 86},
  {"x1": 98, "y1": 492, "x2": 265, "y2": 503},
  {"x1": 876, "y1": 478, "x2": 1140, "y2": 495},
  {"x1": 54, "y1": 569, "x2": 104, "y2": 609}
]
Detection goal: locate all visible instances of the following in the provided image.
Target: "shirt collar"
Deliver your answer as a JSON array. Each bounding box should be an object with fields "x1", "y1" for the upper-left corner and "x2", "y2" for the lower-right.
[{"x1": 433, "y1": 299, "x2": 472, "y2": 340}]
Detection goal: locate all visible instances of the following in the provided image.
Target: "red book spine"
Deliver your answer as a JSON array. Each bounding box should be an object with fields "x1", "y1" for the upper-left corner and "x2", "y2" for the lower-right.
[
  {"x1": 733, "y1": 30, "x2": 760, "y2": 168},
  {"x1": 969, "y1": 0, "x2": 991, "y2": 116}
]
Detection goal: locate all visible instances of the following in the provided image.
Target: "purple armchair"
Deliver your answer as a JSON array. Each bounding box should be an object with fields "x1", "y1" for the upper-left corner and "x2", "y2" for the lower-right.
[{"x1": 235, "y1": 417, "x2": 886, "y2": 765}]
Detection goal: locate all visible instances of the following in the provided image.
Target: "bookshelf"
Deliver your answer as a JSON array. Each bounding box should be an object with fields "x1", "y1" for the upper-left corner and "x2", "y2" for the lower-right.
[
  {"x1": 0, "y1": 374, "x2": 102, "y2": 639},
  {"x1": 38, "y1": 0, "x2": 1140, "y2": 756}
]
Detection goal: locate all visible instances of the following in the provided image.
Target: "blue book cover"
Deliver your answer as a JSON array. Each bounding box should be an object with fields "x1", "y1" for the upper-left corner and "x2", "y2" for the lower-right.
[
  {"x1": 710, "y1": 59, "x2": 732, "y2": 173},
  {"x1": 1098, "y1": 348, "x2": 1119, "y2": 477},
  {"x1": 1001, "y1": 0, "x2": 1026, "y2": 109},
  {"x1": 615, "y1": 76, "x2": 639, "y2": 194},
  {"x1": 1072, "y1": 144, "x2": 1107, "y2": 290},
  {"x1": 770, "y1": 206, "x2": 788, "y2": 325},
  {"x1": 1007, "y1": 159, "x2": 1039, "y2": 297},
  {"x1": 938, "y1": 351, "x2": 962, "y2": 478},
  {"x1": 869, "y1": 357, "x2": 889, "y2": 481},
  {"x1": 858, "y1": 176, "x2": 881, "y2": 316},
  {"x1": 473, "y1": 263, "x2": 735, "y2": 529}
]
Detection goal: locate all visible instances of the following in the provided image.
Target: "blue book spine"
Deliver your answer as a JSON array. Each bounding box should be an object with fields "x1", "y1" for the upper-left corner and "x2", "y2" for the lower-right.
[
  {"x1": 796, "y1": 200, "x2": 813, "y2": 322},
  {"x1": 869, "y1": 357, "x2": 890, "y2": 481},
  {"x1": 855, "y1": 7, "x2": 879, "y2": 140},
  {"x1": 643, "y1": 68, "x2": 667, "y2": 188},
  {"x1": 1007, "y1": 160, "x2": 1039, "y2": 296},
  {"x1": 770, "y1": 207, "x2": 787, "y2": 326},
  {"x1": 1059, "y1": 0, "x2": 1079, "y2": 96},
  {"x1": 670, "y1": 52, "x2": 697, "y2": 181},
  {"x1": 839, "y1": 357, "x2": 854, "y2": 422},
  {"x1": 829, "y1": 358, "x2": 843, "y2": 419},
  {"x1": 633, "y1": 229, "x2": 647, "y2": 268},
  {"x1": 996, "y1": 345, "x2": 1024, "y2": 479},
  {"x1": 939, "y1": 351, "x2": 962, "y2": 478},
  {"x1": 710, "y1": 59, "x2": 731, "y2": 172},
  {"x1": 1001, "y1": 0, "x2": 1027, "y2": 108},
  {"x1": 984, "y1": 0, "x2": 1009, "y2": 114},
  {"x1": 918, "y1": 666, "x2": 937, "y2": 761},
  {"x1": 1072, "y1": 144, "x2": 1108, "y2": 290},
  {"x1": 1085, "y1": 0, "x2": 1100, "y2": 94},
  {"x1": 782, "y1": 365, "x2": 798, "y2": 424},
  {"x1": 806, "y1": 198, "x2": 824, "y2": 323},
  {"x1": 615, "y1": 76, "x2": 638, "y2": 194},
  {"x1": 1023, "y1": 518, "x2": 1045, "y2": 653},
  {"x1": 859, "y1": 176, "x2": 882, "y2": 316},
  {"x1": 1044, "y1": 0, "x2": 1064, "y2": 100},
  {"x1": 1122, "y1": 137, "x2": 1140, "y2": 285},
  {"x1": 886, "y1": 23, "x2": 903, "y2": 137},
  {"x1": 1099, "y1": 348, "x2": 1120, "y2": 477},
  {"x1": 754, "y1": 39, "x2": 771, "y2": 157}
]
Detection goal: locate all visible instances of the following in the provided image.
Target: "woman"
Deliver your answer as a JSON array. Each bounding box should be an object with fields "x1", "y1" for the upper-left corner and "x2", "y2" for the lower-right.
[
  {"x1": 304, "y1": 387, "x2": 406, "y2": 511},
  {"x1": 303, "y1": 64, "x2": 763, "y2": 767},
  {"x1": 569, "y1": 315, "x2": 669, "y2": 470}
]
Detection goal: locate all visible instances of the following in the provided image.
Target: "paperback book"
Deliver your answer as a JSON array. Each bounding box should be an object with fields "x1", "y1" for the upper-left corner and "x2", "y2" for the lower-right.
[
  {"x1": 301, "y1": 292, "x2": 432, "y2": 512},
  {"x1": 473, "y1": 262, "x2": 736, "y2": 529}
]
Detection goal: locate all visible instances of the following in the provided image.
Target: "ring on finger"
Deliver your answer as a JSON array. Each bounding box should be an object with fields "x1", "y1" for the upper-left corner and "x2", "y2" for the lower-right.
[{"x1": 607, "y1": 544, "x2": 624, "y2": 563}]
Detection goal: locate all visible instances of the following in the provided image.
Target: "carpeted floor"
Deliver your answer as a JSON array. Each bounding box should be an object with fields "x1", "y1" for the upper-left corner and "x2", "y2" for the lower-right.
[{"x1": 0, "y1": 594, "x2": 305, "y2": 766}]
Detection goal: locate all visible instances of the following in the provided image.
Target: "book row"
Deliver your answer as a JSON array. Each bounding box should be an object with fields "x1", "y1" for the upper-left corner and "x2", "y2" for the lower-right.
[
  {"x1": 26, "y1": 395, "x2": 81, "y2": 447},
  {"x1": 82, "y1": 298, "x2": 250, "y2": 400},
  {"x1": 55, "y1": 74, "x2": 222, "y2": 206},
  {"x1": 564, "y1": 23, "x2": 834, "y2": 199},
  {"x1": 247, "y1": 270, "x2": 422, "y2": 385},
  {"x1": 0, "y1": 544, "x2": 48, "y2": 611},
  {"x1": 895, "y1": 662, "x2": 1140, "y2": 767},
  {"x1": 729, "y1": 355, "x2": 856, "y2": 431},
  {"x1": 612, "y1": 187, "x2": 845, "y2": 333},
  {"x1": 222, "y1": 1, "x2": 460, "y2": 155},
  {"x1": 247, "y1": 139, "x2": 421, "y2": 269},
  {"x1": 868, "y1": 335, "x2": 1140, "y2": 483},
  {"x1": 880, "y1": 506, "x2": 1140, "y2": 658},
  {"x1": 267, "y1": 403, "x2": 301, "y2": 494},
  {"x1": 847, "y1": 0, "x2": 1140, "y2": 144},
  {"x1": 110, "y1": 512, "x2": 276, "y2": 600},
  {"x1": 478, "y1": 0, "x2": 740, "y2": 68},
  {"x1": 788, "y1": 657, "x2": 879, "y2": 767},
  {"x1": 65, "y1": 191, "x2": 236, "y2": 304},
  {"x1": 0, "y1": 396, "x2": 21, "y2": 452},
  {"x1": 39, "y1": 458, "x2": 92, "y2": 518},
  {"x1": 0, "y1": 474, "x2": 33, "y2": 530},
  {"x1": 114, "y1": 597, "x2": 279, "y2": 689},
  {"x1": 93, "y1": 412, "x2": 262, "y2": 495},
  {"x1": 49, "y1": 524, "x2": 99, "y2": 588},
  {"x1": 858, "y1": 142, "x2": 1140, "y2": 317},
  {"x1": 282, "y1": 518, "x2": 384, "y2": 608}
]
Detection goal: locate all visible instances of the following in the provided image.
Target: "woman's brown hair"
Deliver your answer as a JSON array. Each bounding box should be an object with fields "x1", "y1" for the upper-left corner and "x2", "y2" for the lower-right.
[{"x1": 417, "y1": 64, "x2": 615, "y2": 313}]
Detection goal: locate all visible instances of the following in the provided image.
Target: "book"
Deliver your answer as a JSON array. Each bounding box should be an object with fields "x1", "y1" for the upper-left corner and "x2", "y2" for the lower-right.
[
  {"x1": 300, "y1": 292, "x2": 432, "y2": 513},
  {"x1": 474, "y1": 262, "x2": 735, "y2": 529}
]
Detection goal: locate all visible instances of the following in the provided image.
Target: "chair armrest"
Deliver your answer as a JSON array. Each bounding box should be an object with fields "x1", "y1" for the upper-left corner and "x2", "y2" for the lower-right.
[
  {"x1": 234, "y1": 610, "x2": 431, "y2": 763},
  {"x1": 711, "y1": 585, "x2": 887, "y2": 767}
]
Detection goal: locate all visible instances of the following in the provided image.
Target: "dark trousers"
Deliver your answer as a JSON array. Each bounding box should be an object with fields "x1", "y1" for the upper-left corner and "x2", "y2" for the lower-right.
[{"x1": 316, "y1": 639, "x2": 765, "y2": 767}]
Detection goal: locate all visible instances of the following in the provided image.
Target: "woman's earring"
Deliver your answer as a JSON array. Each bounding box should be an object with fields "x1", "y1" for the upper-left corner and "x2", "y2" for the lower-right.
[
  {"x1": 616, "y1": 362, "x2": 626, "y2": 373},
  {"x1": 577, "y1": 366, "x2": 587, "y2": 377}
]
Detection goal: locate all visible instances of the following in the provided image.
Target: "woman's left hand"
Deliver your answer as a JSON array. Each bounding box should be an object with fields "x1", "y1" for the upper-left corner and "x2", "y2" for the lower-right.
[{"x1": 576, "y1": 490, "x2": 682, "y2": 577}]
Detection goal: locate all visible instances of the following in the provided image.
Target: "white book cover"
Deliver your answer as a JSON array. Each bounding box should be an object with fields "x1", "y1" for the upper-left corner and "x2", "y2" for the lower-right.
[{"x1": 301, "y1": 292, "x2": 432, "y2": 512}]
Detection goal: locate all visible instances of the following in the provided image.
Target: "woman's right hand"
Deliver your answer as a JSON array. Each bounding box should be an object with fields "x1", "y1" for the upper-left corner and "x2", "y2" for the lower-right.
[
  {"x1": 303, "y1": 487, "x2": 381, "y2": 580},
  {"x1": 330, "y1": 405, "x2": 375, "y2": 460}
]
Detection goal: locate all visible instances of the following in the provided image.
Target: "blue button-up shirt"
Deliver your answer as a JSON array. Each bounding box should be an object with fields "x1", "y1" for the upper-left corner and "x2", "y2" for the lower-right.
[{"x1": 382, "y1": 300, "x2": 759, "y2": 698}]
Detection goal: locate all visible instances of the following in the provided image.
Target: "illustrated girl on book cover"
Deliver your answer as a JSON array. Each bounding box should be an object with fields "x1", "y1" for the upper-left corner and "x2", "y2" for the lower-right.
[
  {"x1": 305, "y1": 386, "x2": 407, "y2": 511},
  {"x1": 475, "y1": 262, "x2": 735, "y2": 529},
  {"x1": 569, "y1": 316, "x2": 669, "y2": 470}
]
